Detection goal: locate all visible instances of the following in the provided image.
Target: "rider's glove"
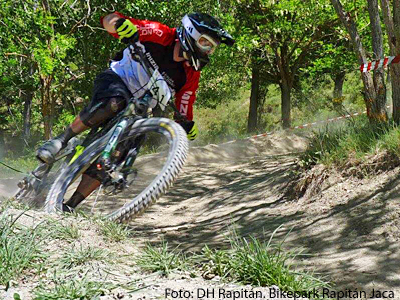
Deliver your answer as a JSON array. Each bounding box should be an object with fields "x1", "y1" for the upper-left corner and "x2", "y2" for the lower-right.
[
  {"x1": 180, "y1": 121, "x2": 199, "y2": 141},
  {"x1": 115, "y1": 18, "x2": 138, "y2": 43}
]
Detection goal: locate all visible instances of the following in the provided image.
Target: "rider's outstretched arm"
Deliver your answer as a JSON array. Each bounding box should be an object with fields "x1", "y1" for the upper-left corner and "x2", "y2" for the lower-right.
[
  {"x1": 102, "y1": 13, "x2": 120, "y2": 33},
  {"x1": 102, "y1": 12, "x2": 140, "y2": 44}
]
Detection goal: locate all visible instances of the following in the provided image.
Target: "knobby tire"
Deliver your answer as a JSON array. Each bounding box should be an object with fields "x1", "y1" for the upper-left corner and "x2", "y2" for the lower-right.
[{"x1": 45, "y1": 118, "x2": 188, "y2": 222}]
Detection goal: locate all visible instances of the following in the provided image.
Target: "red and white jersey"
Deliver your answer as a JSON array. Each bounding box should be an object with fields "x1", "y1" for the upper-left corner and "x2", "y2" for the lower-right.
[{"x1": 101, "y1": 11, "x2": 200, "y2": 121}]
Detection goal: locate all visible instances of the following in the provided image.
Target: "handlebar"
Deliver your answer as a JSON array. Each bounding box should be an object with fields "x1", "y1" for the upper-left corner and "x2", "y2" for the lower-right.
[{"x1": 128, "y1": 39, "x2": 155, "y2": 79}]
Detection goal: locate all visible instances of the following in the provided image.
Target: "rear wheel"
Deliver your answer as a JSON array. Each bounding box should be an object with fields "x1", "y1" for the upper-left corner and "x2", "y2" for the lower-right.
[{"x1": 45, "y1": 118, "x2": 188, "y2": 222}]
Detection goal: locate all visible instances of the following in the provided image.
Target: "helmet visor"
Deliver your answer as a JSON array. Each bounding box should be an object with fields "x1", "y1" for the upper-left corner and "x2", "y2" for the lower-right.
[{"x1": 196, "y1": 34, "x2": 219, "y2": 55}]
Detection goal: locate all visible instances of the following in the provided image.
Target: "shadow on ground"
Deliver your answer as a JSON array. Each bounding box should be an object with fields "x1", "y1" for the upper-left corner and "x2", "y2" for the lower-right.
[{"x1": 128, "y1": 148, "x2": 400, "y2": 293}]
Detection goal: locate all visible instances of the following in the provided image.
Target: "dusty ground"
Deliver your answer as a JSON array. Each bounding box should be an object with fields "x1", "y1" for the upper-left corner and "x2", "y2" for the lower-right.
[
  {"x1": 128, "y1": 131, "x2": 400, "y2": 299},
  {"x1": 2, "y1": 130, "x2": 400, "y2": 299}
]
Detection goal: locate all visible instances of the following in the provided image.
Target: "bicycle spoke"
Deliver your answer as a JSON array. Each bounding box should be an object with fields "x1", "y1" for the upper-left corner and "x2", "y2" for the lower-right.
[{"x1": 91, "y1": 184, "x2": 103, "y2": 213}]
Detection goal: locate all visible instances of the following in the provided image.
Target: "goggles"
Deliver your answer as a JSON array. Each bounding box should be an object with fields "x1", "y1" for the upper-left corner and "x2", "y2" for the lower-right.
[
  {"x1": 196, "y1": 34, "x2": 219, "y2": 55},
  {"x1": 182, "y1": 15, "x2": 220, "y2": 55}
]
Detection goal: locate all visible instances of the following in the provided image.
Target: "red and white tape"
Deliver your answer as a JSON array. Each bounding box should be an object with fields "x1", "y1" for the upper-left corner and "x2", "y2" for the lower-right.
[
  {"x1": 221, "y1": 104, "x2": 395, "y2": 145},
  {"x1": 360, "y1": 54, "x2": 400, "y2": 73},
  {"x1": 223, "y1": 109, "x2": 369, "y2": 145}
]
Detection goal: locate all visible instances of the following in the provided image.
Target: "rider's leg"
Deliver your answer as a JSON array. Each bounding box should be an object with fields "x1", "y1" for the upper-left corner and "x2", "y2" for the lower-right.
[
  {"x1": 61, "y1": 97, "x2": 128, "y2": 211},
  {"x1": 37, "y1": 69, "x2": 131, "y2": 164},
  {"x1": 71, "y1": 115, "x2": 90, "y2": 133},
  {"x1": 63, "y1": 162, "x2": 109, "y2": 211},
  {"x1": 36, "y1": 116, "x2": 89, "y2": 164},
  {"x1": 36, "y1": 96, "x2": 127, "y2": 164},
  {"x1": 64, "y1": 174, "x2": 101, "y2": 209},
  {"x1": 79, "y1": 96, "x2": 127, "y2": 128}
]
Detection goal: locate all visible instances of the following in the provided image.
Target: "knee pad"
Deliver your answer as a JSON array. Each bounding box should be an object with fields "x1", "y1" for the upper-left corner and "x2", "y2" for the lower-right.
[{"x1": 80, "y1": 97, "x2": 127, "y2": 128}]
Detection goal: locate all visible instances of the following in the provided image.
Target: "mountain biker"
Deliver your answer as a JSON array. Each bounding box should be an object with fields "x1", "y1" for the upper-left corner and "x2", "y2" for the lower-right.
[{"x1": 36, "y1": 11, "x2": 235, "y2": 211}]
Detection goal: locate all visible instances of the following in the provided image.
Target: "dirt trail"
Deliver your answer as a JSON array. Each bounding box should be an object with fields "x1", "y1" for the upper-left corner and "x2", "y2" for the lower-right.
[
  {"x1": 2, "y1": 131, "x2": 400, "y2": 298},
  {"x1": 127, "y1": 132, "x2": 400, "y2": 297}
]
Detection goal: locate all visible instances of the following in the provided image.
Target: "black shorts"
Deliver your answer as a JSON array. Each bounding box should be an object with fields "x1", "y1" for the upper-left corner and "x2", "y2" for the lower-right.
[{"x1": 79, "y1": 68, "x2": 132, "y2": 125}]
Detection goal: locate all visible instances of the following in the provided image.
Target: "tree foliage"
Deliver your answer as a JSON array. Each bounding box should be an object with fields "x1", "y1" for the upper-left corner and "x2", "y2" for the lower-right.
[
  {"x1": 229, "y1": 0, "x2": 339, "y2": 128},
  {"x1": 0, "y1": 0, "x2": 397, "y2": 151}
]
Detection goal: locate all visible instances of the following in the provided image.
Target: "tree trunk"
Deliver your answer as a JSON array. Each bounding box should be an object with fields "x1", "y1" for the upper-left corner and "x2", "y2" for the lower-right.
[
  {"x1": 368, "y1": 0, "x2": 388, "y2": 122},
  {"x1": 22, "y1": 64, "x2": 34, "y2": 142},
  {"x1": 393, "y1": 0, "x2": 400, "y2": 122},
  {"x1": 330, "y1": 0, "x2": 382, "y2": 122},
  {"x1": 382, "y1": 0, "x2": 400, "y2": 123},
  {"x1": 392, "y1": 71, "x2": 400, "y2": 121},
  {"x1": 274, "y1": 44, "x2": 292, "y2": 129},
  {"x1": 41, "y1": 76, "x2": 53, "y2": 140},
  {"x1": 280, "y1": 78, "x2": 291, "y2": 129},
  {"x1": 333, "y1": 71, "x2": 346, "y2": 99},
  {"x1": 394, "y1": 0, "x2": 400, "y2": 48},
  {"x1": 257, "y1": 84, "x2": 269, "y2": 125},
  {"x1": 248, "y1": 65, "x2": 260, "y2": 133},
  {"x1": 23, "y1": 91, "x2": 33, "y2": 141}
]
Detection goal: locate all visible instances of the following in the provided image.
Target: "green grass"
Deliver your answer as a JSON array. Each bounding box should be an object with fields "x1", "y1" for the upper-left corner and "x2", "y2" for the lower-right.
[
  {"x1": 0, "y1": 197, "x2": 31, "y2": 212},
  {"x1": 194, "y1": 95, "x2": 250, "y2": 145},
  {"x1": 228, "y1": 232, "x2": 325, "y2": 290},
  {"x1": 291, "y1": 72, "x2": 365, "y2": 128},
  {"x1": 33, "y1": 273, "x2": 112, "y2": 300},
  {"x1": 197, "y1": 245, "x2": 232, "y2": 279},
  {"x1": 47, "y1": 219, "x2": 80, "y2": 242},
  {"x1": 137, "y1": 240, "x2": 187, "y2": 275},
  {"x1": 193, "y1": 72, "x2": 365, "y2": 146},
  {"x1": 137, "y1": 229, "x2": 327, "y2": 293},
  {"x1": 300, "y1": 116, "x2": 400, "y2": 168},
  {"x1": 0, "y1": 155, "x2": 37, "y2": 178},
  {"x1": 0, "y1": 212, "x2": 46, "y2": 288},
  {"x1": 59, "y1": 245, "x2": 109, "y2": 269},
  {"x1": 195, "y1": 228, "x2": 327, "y2": 293},
  {"x1": 95, "y1": 218, "x2": 130, "y2": 242}
]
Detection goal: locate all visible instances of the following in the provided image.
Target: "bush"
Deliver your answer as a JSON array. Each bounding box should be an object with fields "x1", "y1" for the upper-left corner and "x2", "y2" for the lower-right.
[{"x1": 300, "y1": 117, "x2": 400, "y2": 168}]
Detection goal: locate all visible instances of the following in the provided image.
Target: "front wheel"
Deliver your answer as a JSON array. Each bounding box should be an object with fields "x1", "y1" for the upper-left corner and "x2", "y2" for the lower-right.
[{"x1": 45, "y1": 118, "x2": 188, "y2": 222}]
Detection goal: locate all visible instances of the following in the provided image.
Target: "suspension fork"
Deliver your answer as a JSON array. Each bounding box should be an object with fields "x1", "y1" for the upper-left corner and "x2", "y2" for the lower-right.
[
  {"x1": 98, "y1": 118, "x2": 130, "y2": 170},
  {"x1": 120, "y1": 134, "x2": 146, "y2": 175},
  {"x1": 98, "y1": 116, "x2": 143, "y2": 170}
]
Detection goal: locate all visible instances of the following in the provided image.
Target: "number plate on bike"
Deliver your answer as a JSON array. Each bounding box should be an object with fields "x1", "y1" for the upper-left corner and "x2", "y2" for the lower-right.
[{"x1": 147, "y1": 69, "x2": 172, "y2": 111}]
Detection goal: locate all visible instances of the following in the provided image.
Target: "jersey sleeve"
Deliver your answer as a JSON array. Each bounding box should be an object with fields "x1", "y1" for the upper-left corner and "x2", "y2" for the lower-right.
[
  {"x1": 101, "y1": 11, "x2": 176, "y2": 46},
  {"x1": 174, "y1": 67, "x2": 201, "y2": 121}
]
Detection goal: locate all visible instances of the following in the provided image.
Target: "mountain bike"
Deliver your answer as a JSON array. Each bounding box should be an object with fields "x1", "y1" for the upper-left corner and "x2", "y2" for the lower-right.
[{"x1": 13, "y1": 41, "x2": 189, "y2": 222}]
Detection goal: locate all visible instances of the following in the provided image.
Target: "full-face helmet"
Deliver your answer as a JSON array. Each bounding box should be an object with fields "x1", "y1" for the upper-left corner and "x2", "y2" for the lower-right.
[{"x1": 177, "y1": 12, "x2": 235, "y2": 71}]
